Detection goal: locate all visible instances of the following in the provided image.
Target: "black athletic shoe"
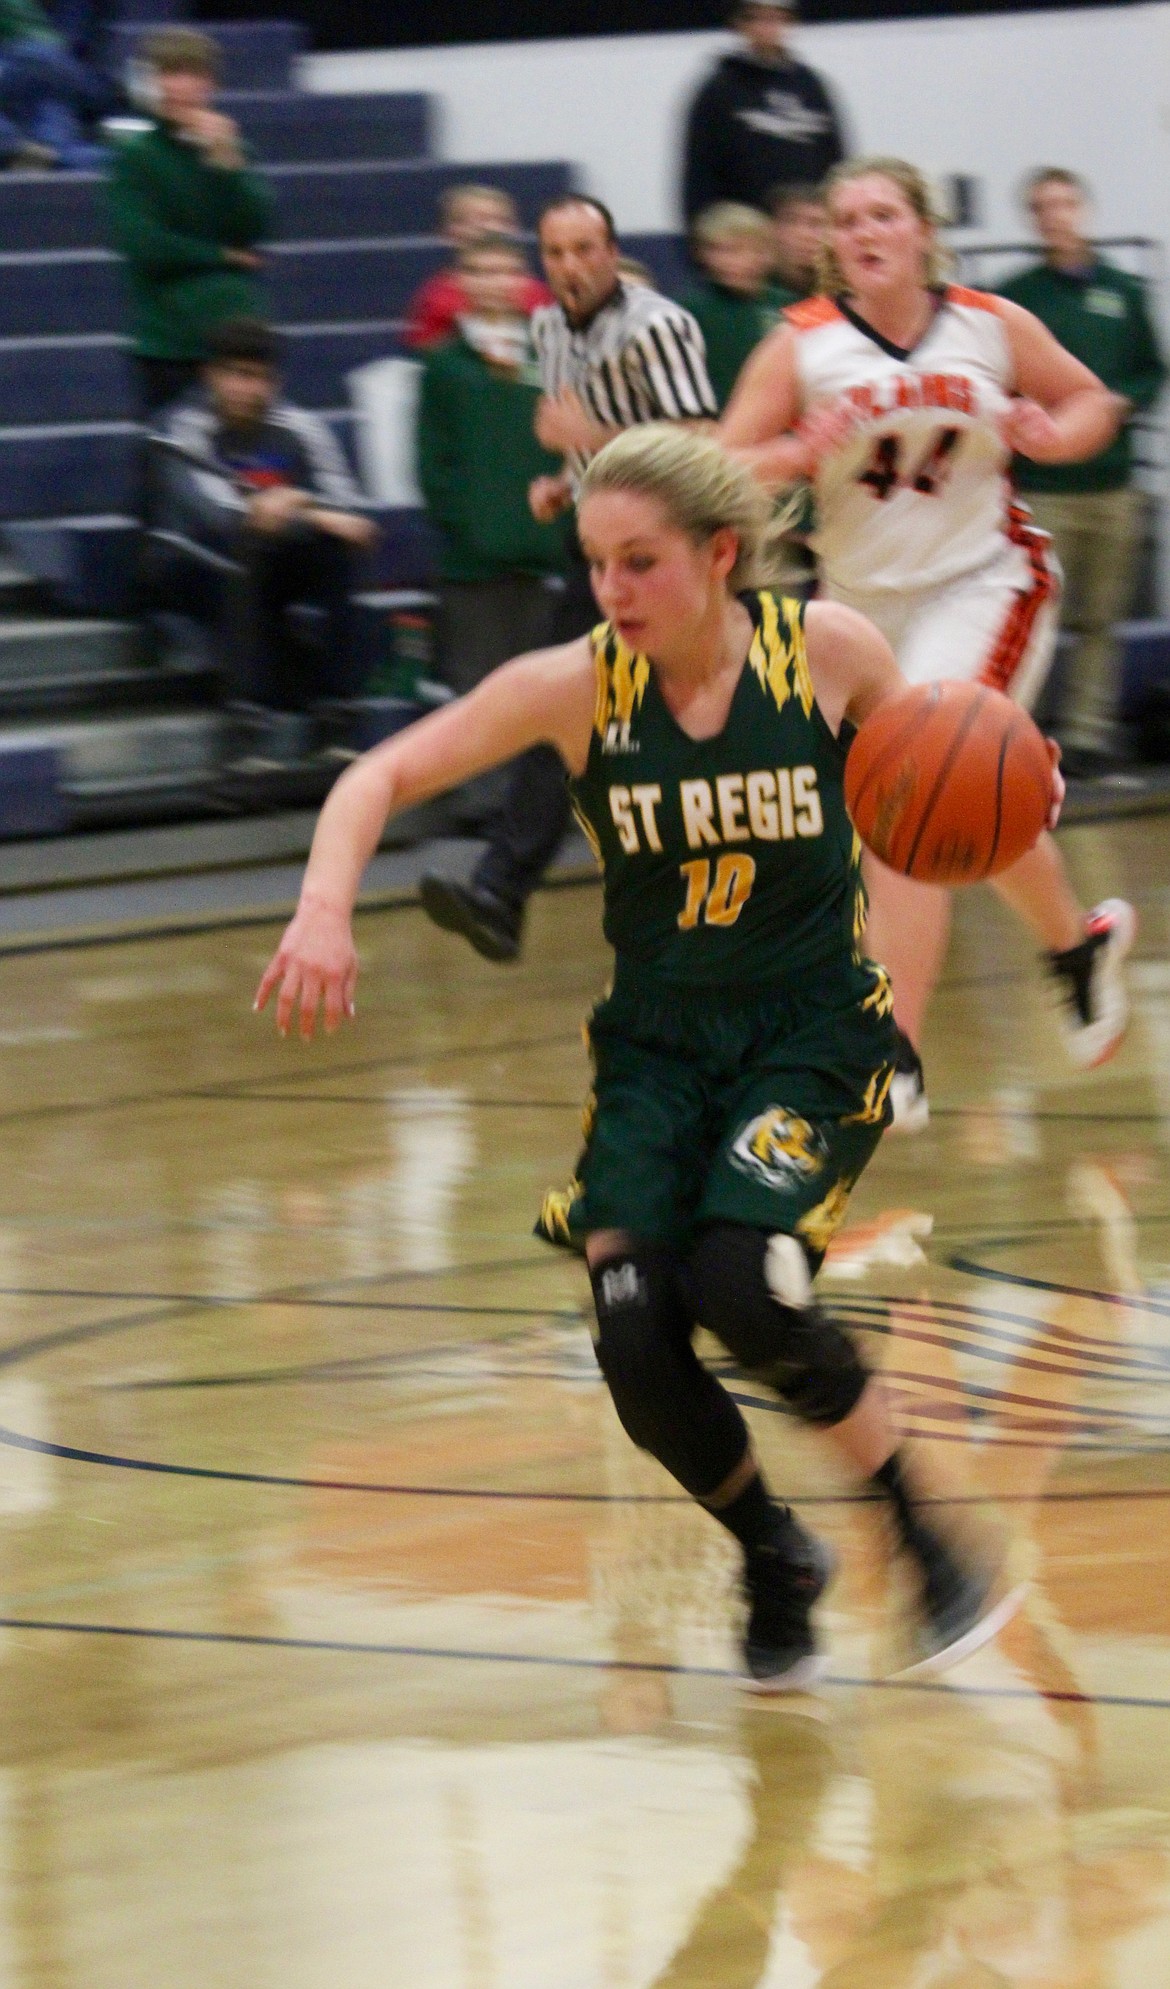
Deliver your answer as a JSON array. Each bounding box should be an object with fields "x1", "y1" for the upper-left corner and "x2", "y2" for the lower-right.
[
  {"x1": 742, "y1": 1513, "x2": 835, "y2": 1693},
  {"x1": 1046, "y1": 898, "x2": 1136, "y2": 1070},
  {"x1": 899, "y1": 1528, "x2": 1024, "y2": 1677},
  {"x1": 419, "y1": 874, "x2": 523, "y2": 963},
  {"x1": 888, "y1": 1027, "x2": 929, "y2": 1135}
]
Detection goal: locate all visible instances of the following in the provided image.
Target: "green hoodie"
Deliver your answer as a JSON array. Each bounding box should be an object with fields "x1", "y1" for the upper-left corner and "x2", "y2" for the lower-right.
[
  {"x1": 417, "y1": 332, "x2": 566, "y2": 583},
  {"x1": 998, "y1": 258, "x2": 1165, "y2": 493},
  {"x1": 107, "y1": 120, "x2": 274, "y2": 360}
]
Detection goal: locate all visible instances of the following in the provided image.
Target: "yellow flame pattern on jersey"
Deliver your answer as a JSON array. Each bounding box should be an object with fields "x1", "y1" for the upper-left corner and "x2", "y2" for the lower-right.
[
  {"x1": 746, "y1": 592, "x2": 814, "y2": 718},
  {"x1": 592, "y1": 624, "x2": 650, "y2": 737},
  {"x1": 843, "y1": 1061, "x2": 896, "y2": 1126},
  {"x1": 537, "y1": 1179, "x2": 583, "y2": 1245},
  {"x1": 860, "y1": 964, "x2": 894, "y2": 1017},
  {"x1": 796, "y1": 1177, "x2": 856, "y2": 1256}
]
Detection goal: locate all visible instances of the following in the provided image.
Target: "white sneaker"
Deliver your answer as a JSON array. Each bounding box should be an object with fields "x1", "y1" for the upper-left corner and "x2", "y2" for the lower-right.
[
  {"x1": 1047, "y1": 899, "x2": 1137, "y2": 1069},
  {"x1": 888, "y1": 1030, "x2": 930, "y2": 1134}
]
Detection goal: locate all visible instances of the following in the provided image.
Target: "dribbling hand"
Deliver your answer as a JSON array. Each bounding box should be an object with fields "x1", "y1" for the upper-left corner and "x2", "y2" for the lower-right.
[
  {"x1": 1047, "y1": 739, "x2": 1066, "y2": 831},
  {"x1": 254, "y1": 895, "x2": 358, "y2": 1041}
]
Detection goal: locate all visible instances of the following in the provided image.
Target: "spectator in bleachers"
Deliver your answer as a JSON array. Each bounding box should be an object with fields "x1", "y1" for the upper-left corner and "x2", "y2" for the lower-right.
[
  {"x1": 681, "y1": 202, "x2": 787, "y2": 409},
  {"x1": 403, "y1": 182, "x2": 552, "y2": 352},
  {"x1": 417, "y1": 233, "x2": 566, "y2": 827},
  {"x1": 148, "y1": 318, "x2": 378, "y2": 739},
  {"x1": 681, "y1": 2, "x2": 845, "y2": 230},
  {"x1": 107, "y1": 27, "x2": 274, "y2": 415},
  {"x1": 1000, "y1": 168, "x2": 1166, "y2": 777},
  {"x1": 769, "y1": 182, "x2": 826, "y2": 300},
  {"x1": 0, "y1": 0, "x2": 106, "y2": 169}
]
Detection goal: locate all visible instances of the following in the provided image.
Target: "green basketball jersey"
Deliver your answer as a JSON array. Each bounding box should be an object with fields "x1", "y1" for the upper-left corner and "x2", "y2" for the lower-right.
[{"x1": 571, "y1": 591, "x2": 871, "y2": 990}]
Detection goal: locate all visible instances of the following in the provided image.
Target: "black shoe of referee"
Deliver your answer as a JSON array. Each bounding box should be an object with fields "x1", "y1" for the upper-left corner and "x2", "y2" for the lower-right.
[{"x1": 419, "y1": 874, "x2": 524, "y2": 963}]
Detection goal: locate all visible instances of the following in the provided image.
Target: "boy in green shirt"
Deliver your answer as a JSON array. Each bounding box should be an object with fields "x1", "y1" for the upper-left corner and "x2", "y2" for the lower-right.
[
  {"x1": 1000, "y1": 169, "x2": 1165, "y2": 774},
  {"x1": 416, "y1": 233, "x2": 566, "y2": 826},
  {"x1": 107, "y1": 28, "x2": 273, "y2": 413},
  {"x1": 683, "y1": 201, "x2": 815, "y2": 590},
  {"x1": 681, "y1": 201, "x2": 790, "y2": 410}
]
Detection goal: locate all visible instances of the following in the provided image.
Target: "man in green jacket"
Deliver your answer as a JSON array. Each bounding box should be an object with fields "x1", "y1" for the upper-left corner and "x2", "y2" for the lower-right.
[
  {"x1": 108, "y1": 27, "x2": 274, "y2": 414},
  {"x1": 1001, "y1": 169, "x2": 1166, "y2": 776},
  {"x1": 416, "y1": 232, "x2": 567, "y2": 826},
  {"x1": 0, "y1": 0, "x2": 106, "y2": 169}
]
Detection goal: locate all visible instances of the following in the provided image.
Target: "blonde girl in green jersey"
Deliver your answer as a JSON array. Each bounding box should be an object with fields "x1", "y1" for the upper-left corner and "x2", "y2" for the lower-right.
[{"x1": 257, "y1": 426, "x2": 1045, "y2": 1690}]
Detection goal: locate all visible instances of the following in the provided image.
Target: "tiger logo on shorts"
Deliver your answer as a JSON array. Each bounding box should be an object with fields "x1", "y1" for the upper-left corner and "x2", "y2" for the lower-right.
[{"x1": 730, "y1": 1108, "x2": 827, "y2": 1189}]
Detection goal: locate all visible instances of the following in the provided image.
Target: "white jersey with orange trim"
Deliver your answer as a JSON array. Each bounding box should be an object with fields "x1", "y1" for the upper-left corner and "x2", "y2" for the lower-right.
[{"x1": 792, "y1": 285, "x2": 1025, "y2": 594}]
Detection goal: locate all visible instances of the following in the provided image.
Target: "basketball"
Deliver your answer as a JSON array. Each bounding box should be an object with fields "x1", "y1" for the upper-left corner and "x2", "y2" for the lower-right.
[{"x1": 844, "y1": 681, "x2": 1053, "y2": 884}]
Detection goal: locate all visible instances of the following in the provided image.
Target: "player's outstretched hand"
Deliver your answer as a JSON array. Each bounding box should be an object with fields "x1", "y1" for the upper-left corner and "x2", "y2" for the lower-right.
[
  {"x1": 254, "y1": 894, "x2": 358, "y2": 1041},
  {"x1": 998, "y1": 398, "x2": 1063, "y2": 461},
  {"x1": 1046, "y1": 738, "x2": 1066, "y2": 830}
]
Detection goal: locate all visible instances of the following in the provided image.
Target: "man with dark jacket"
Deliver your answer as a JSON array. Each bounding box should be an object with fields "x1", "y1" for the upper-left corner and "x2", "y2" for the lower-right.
[
  {"x1": 682, "y1": 1, "x2": 845, "y2": 229},
  {"x1": 107, "y1": 27, "x2": 273, "y2": 414},
  {"x1": 149, "y1": 318, "x2": 378, "y2": 728}
]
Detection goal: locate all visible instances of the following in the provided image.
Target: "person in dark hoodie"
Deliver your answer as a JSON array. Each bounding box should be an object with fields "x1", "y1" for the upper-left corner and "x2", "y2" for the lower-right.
[{"x1": 682, "y1": 1, "x2": 846, "y2": 230}]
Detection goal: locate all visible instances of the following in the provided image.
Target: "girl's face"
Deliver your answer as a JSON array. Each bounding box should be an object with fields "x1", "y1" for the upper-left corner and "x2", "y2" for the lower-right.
[
  {"x1": 577, "y1": 489, "x2": 737, "y2": 658},
  {"x1": 828, "y1": 173, "x2": 933, "y2": 298}
]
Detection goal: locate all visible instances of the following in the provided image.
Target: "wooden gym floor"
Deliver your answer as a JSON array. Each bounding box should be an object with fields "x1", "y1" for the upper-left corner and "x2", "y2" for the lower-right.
[{"x1": 1, "y1": 809, "x2": 1170, "y2": 1986}]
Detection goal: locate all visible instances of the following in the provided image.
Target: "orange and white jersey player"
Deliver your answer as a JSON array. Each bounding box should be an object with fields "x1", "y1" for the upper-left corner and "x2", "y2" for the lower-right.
[{"x1": 721, "y1": 156, "x2": 1134, "y2": 1123}]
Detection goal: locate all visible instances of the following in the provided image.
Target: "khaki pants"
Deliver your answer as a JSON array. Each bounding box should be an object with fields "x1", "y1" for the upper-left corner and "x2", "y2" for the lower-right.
[{"x1": 1026, "y1": 487, "x2": 1143, "y2": 752}]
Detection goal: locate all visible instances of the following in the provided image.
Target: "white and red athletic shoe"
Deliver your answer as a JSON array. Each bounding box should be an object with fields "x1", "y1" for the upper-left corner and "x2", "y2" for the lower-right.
[{"x1": 1046, "y1": 898, "x2": 1137, "y2": 1070}]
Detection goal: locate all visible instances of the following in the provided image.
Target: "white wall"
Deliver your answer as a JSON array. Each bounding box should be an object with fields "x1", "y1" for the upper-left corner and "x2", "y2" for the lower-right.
[{"x1": 304, "y1": 5, "x2": 1170, "y2": 259}]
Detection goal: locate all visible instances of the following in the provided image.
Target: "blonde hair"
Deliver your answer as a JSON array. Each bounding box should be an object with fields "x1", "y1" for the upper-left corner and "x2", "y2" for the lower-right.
[
  {"x1": 439, "y1": 182, "x2": 518, "y2": 232},
  {"x1": 578, "y1": 425, "x2": 773, "y2": 593},
  {"x1": 692, "y1": 201, "x2": 774, "y2": 250},
  {"x1": 818, "y1": 157, "x2": 952, "y2": 294}
]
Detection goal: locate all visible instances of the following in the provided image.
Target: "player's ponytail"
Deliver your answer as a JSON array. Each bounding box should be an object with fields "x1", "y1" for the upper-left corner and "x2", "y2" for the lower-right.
[
  {"x1": 577, "y1": 424, "x2": 772, "y2": 592},
  {"x1": 819, "y1": 157, "x2": 952, "y2": 295}
]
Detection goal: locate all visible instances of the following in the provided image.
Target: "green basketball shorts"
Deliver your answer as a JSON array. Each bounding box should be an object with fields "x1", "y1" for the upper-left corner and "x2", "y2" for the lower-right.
[{"x1": 537, "y1": 953, "x2": 898, "y2": 1263}]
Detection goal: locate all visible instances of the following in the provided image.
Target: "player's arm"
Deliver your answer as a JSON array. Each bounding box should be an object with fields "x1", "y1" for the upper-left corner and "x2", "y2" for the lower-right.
[
  {"x1": 255, "y1": 640, "x2": 597, "y2": 1038},
  {"x1": 719, "y1": 327, "x2": 813, "y2": 487},
  {"x1": 803, "y1": 600, "x2": 905, "y2": 736},
  {"x1": 720, "y1": 326, "x2": 858, "y2": 490},
  {"x1": 997, "y1": 296, "x2": 1123, "y2": 463}
]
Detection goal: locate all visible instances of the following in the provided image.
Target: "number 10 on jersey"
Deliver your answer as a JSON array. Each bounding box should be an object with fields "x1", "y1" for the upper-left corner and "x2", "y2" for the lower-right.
[{"x1": 678, "y1": 854, "x2": 757, "y2": 929}]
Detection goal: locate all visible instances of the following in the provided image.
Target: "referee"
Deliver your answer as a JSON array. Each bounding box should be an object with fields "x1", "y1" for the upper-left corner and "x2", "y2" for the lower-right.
[{"x1": 421, "y1": 195, "x2": 718, "y2": 961}]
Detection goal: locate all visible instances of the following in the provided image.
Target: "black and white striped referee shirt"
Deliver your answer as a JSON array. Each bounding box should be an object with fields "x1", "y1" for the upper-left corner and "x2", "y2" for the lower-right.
[{"x1": 532, "y1": 279, "x2": 718, "y2": 485}]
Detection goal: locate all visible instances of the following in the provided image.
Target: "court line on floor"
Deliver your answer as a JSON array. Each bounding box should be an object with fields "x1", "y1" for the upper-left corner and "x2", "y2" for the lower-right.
[
  {"x1": 0, "y1": 1420, "x2": 1165, "y2": 1498},
  {"x1": 0, "y1": 1028, "x2": 587, "y2": 1130},
  {"x1": 0, "y1": 1612, "x2": 1167, "y2": 1711},
  {"x1": 951, "y1": 1257, "x2": 1170, "y2": 1313}
]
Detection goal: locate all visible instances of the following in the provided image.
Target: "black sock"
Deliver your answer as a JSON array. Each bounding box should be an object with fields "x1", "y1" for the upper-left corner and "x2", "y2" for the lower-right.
[
  {"x1": 872, "y1": 1451, "x2": 933, "y2": 1556},
  {"x1": 708, "y1": 1471, "x2": 786, "y2": 1557}
]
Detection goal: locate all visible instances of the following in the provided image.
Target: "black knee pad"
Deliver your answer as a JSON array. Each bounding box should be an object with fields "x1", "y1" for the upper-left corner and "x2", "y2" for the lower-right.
[
  {"x1": 589, "y1": 1245, "x2": 748, "y2": 1498},
  {"x1": 689, "y1": 1222, "x2": 869, "y2": 1428}
]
